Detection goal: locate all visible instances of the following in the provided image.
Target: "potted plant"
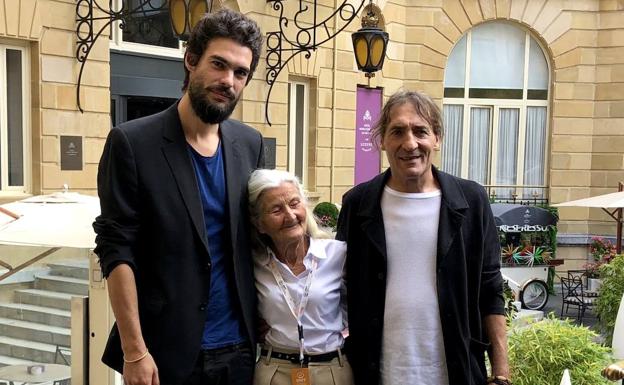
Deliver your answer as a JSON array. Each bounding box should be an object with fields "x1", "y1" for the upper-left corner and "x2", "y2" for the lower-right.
[
  {"x1": 595, "y1": 254, "x2": 624, "y2": 346},
  {"x1": 501, "y1": 244, "x2": 519, "y2": 265},
  {"x1": 511, "y1": 244, "x2": 550, "y2": 267},
  {"x1": 590, "y1": 237, "x2": 617, "y2": 264},
  {"x1": 508, "y1": 315, "x2": 612, "y2": 385},
  {"x1": 313, "y1": 202, "x2": 339, "y2": 232},
  {"x1": 585, "y1": 237, "x2": 617, "y2": 290}
]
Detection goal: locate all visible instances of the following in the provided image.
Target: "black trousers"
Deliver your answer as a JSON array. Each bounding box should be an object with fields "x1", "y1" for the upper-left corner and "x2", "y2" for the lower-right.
[{"x1": 179, "y1": 343, "x2": 254, "y2": 385}]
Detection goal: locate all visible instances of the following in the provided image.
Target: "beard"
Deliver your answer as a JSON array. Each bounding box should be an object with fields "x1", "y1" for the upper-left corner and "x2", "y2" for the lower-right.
[{"x1": 188, "y1": 81, "x2": 239, "y2": 124}]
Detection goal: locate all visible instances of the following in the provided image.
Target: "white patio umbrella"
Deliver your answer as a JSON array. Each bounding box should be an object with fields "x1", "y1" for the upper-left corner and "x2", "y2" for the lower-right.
[
  {"x1": 553, "y1": 183, "x2": 624, "y2": 253},
  {"x1": 0, "y1": 191, "x2": 100, "y2": 281}
]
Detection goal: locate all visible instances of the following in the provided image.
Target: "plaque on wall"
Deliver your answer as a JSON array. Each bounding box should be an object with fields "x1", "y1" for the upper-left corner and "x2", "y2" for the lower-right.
[
  {"x1": 60, "y1": 136, "x2": 83, "y2": 171},
  {"x1": 263, "y1": 137, "x2": 276, "y2": 170}
]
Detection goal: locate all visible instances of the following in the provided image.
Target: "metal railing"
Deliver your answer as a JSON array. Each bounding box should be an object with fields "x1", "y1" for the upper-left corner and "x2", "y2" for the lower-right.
[{"x1": 483, "y1": 185, "x2": 550, "y2": 205}]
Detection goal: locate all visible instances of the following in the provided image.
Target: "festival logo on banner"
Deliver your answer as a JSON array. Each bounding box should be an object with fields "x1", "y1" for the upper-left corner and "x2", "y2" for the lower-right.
[{"x1": 355, "y1": 87, "x2": 381, "y2": 184}]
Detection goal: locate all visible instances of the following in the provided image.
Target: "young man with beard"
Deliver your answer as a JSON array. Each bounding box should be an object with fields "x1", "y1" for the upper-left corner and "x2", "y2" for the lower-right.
[
  {"x1": 336, "y1": 90, "x2": 510, "y2": 385},
  {"x1": 93, "y1": 9, "x2": 264, "y2": 385}
]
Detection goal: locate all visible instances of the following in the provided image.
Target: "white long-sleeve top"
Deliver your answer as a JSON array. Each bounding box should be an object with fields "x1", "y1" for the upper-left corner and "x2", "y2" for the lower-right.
[{"x1": 254, "y1": 238, "x2": 347, "y2": 353}]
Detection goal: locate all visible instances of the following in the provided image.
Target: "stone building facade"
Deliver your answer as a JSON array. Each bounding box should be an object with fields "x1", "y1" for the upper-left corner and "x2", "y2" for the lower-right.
[{"x1": 0, "y1": 0, "x2": 623, "y2": 267}]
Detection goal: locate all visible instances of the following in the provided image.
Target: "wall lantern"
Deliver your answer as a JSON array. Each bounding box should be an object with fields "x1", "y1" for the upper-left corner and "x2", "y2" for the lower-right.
[
  {"x1": 351, "y1": 1, "x2": 388, "y2": 79},
  {"x1": 169, "y1": 0, "x2": 212, "y2": 39},
  {"x1": 264, "y1": 0, "x2": 369, "y2": 125},
  {"x1": 75, "y1": 0, "x2": 213, "y2": 112}
]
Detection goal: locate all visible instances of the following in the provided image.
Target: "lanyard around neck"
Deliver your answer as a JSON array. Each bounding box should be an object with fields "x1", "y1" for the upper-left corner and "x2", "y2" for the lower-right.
[{"x1": 267, "y1": 249, "x2": 319, "y2": 365}]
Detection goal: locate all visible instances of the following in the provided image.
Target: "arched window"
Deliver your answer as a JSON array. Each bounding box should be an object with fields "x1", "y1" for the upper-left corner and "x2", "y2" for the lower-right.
[{"x1": 441, "y1": 22, "x2": 549, "y2": 201}]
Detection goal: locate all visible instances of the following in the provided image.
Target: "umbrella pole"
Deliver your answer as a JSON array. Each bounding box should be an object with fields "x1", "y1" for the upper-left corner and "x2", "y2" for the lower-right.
[
  {"x1": 0, "y1": 247, "x2": 61, "y2": 282},
  {"x1": 618, "y1": 182, "x2": 623, "y2": 254}
]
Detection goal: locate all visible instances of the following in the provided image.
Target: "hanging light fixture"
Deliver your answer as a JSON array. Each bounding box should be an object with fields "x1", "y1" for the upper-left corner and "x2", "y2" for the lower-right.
[
  {"x1": 75, "y1": 0, "x2": 214, "y2": 112},
  {"x1": 351, "y1": 1, "x2": 388, "y2": 78},
  {"x1": 169, "y1": 0, "x2": 212, "y2": 39}
]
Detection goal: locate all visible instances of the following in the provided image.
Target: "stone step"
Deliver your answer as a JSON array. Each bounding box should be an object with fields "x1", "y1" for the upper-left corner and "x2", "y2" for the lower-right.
[
  {"x1": 34, "y1": 274, "x2": 89, "y2": 296},
  {"x1": 0, "y1": 303, "x2": 71, "y2": 328},
  {"x1": 0, "y1": 353, "x2": 35, "y2": 367},
  {"x1": 0, "y1": 317, "x2": 70, "y2": 346},
  {"x1": 14, "y1": 289, "x2": 74, "y2": 311},
  {"x1": 48, "y1": 261, "x2": 89, "y2": 280},
  {"x1": 0, "y1": 336, "x2": 70, "y2": 364},
  {"x1": 512, "y1": 309, "x2": 544, "y2": 327}
]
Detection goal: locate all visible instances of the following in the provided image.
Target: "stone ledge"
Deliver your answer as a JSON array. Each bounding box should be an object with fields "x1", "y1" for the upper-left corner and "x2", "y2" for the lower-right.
[{"x1": 557, "y1": 233, "x2": 618, "y2": 245}]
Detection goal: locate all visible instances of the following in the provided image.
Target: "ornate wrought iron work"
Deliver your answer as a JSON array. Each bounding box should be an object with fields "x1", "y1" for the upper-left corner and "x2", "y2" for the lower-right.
[
  {"x1": 264, "y1": 0, "x2": 367, "y2": 125},
  {"x1": 76, "y1": 0, "x2": 213, "y2": 112}
]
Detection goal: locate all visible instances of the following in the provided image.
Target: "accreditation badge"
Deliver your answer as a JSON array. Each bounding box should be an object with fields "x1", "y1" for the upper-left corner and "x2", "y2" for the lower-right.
[{"x1": 290, "y1": 367, "x2": 311, "y2": 385}]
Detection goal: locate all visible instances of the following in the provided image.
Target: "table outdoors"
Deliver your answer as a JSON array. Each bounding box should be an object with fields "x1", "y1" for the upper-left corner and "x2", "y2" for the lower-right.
[{"x1": 0, "y1": 364, "x2": 70, "y2": 385}]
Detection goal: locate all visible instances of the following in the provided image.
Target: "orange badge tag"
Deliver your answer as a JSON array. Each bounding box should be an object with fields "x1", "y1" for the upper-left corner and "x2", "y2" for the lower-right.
[{"x1": 290, "y1": 367, "x2": 311, "y2": 385}]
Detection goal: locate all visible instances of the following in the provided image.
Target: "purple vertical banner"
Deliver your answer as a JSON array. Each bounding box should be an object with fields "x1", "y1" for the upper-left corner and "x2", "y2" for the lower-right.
[{"x1": 355, "y1": 86, "x2": 382, "y2": 185}]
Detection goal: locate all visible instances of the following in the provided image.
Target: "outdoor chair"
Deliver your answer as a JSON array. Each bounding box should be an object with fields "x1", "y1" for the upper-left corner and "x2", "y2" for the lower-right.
[
  {"x1": 560, "y1": 276, "x2": 595, "y2": 323},
  {"x1": 567, "y1": 269, "x2": 589, "y2": 289}
]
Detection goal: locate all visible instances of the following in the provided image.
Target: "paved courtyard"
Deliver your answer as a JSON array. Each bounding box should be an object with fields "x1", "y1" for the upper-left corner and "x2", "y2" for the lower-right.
[{"x1": 542, "y1": 285, "x2": 600, "y2": 332}]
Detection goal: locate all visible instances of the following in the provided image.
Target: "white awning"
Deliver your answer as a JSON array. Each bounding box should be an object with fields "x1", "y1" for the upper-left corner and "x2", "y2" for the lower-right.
[
  {"x1": 553, "y1": 191, "x2": 624, "y2": 209},
  {"x1": 0, "y1": 192, "x2": 99, "y2": 249}
]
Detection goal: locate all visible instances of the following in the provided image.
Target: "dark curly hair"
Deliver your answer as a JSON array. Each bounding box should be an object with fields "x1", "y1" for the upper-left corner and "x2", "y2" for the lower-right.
[
  {"x1": 371, "y1": 90, "x2": 444, "y2": 146},
  {"x1": 182, "y1": 9, "x2": 263, "y2": 90}
]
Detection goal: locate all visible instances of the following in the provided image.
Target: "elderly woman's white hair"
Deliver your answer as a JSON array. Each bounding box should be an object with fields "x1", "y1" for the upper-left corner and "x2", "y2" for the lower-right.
[{"x1": 248, "y1": 169, "x2": 332, "y2": 245}]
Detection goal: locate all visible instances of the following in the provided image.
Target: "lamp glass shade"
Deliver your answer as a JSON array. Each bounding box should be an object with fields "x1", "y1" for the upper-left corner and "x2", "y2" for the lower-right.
[
  {"x1": 189, "y1": 0, "x2": 207, "y2": 29},
  {"x1": 370, "y1": 35, "x2": 385, "y2": 67},
  {"x1": 170, "y1": 0, "x2": 188, "y2": 36},
  {"x1": 354, "y1": 37, "x2": 369, "y2": 68}
]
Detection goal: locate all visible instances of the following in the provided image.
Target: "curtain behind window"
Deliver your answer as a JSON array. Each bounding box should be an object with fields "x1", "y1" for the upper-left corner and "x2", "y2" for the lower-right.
[
  {"x1": 496, "y1": 108, "x2": 519, "y2": 198},
  {"x1": 524, "y1": 106, "x2": 547, "y2": 198},
  {"x1": 468, "y1": 107, "x2": 490, "y2": 184},
  {"x1": 442, "y1": 105, "x2": 463, "y2": 176}
]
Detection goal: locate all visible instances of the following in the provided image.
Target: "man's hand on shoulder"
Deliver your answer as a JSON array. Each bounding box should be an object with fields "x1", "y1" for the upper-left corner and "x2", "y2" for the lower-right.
[{"x1": 123, "y1": 352, "x2": 159, "y2": 385}]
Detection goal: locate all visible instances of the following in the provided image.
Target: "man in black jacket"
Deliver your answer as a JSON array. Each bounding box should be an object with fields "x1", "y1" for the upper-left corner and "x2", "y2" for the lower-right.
[
  {"x1": 94, "y1": 9, "x2": 264, "y2": 385},
  {"x1": 336, "y1": 90, "x2": 510, "y2": 385}
]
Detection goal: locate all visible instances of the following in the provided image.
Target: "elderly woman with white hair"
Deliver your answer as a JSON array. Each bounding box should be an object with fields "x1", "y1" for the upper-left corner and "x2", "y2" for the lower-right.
[{"x1": 248, "y1": 169, "x2": 353, "y2": 385}]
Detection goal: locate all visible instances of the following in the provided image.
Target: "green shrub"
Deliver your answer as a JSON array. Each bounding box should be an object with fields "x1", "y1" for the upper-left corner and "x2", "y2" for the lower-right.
[
  {"x1": 508, "y1": 315, "x2": 612, "y2": 385},
  {"x1": 502, "y1": 280, "x2": 517, "y2": 327},
  {"x1": 313, "y1": 202, "x2": 339, "y2": 231},
  {"x1": 596, "y1": 254, "x2": 624, "y2": 346}
]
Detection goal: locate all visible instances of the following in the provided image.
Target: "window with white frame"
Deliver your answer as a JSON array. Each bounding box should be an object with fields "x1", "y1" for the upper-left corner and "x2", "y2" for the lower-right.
[
  {"x1": 441, "y1": 22, "x2": 549, "y2": 200},
  {"x1": 110, "y1": 0, "x2": 184, "y2": 57},
  {"x1": 287, "y1": 80, "x2": 309, "y2": 185},
  {"x1": 0, "y1": 43, "x2": 30, "y2": 193}
]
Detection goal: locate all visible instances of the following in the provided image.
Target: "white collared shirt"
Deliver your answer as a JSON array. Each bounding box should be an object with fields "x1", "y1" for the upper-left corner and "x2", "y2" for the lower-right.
[{"x1": 254, "y1": 238, "x2": 347, "y2": 353}]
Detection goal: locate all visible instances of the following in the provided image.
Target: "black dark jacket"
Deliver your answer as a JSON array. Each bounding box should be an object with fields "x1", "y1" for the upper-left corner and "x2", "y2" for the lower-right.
[
  {"x1": 93, "y1": 103, "x2": 264, "y2": 384},
  {"x1": 336, "y1": 167, "x2": 504, "y2": 385}
]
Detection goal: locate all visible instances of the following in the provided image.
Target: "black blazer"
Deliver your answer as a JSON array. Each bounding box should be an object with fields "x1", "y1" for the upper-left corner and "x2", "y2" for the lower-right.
[
  {"x1": 336, "y1": 167, "x2": 504, "y2": 385},
  {"x1": 93, "y1": 103, "x2": 264, "y2": 384}
]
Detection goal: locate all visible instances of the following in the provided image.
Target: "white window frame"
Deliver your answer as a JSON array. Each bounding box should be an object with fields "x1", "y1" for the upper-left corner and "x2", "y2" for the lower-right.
[
  {"x1": 287, "y1": 80, "x2": 309, "y2": 186},
  {"x1": 443, "y1": 22, "x2": 550, "y2": 198},
  {"x1": 110, "y1": 0, "x2": 184, "y2": 58},
  {"x1": 0, "y1": 42, "x2": 31, "y2": 195}
]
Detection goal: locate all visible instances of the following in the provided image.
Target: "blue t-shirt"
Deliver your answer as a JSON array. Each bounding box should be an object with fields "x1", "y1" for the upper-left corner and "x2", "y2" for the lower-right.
[{"x1": 189, "y1": 143, "x2": 246, "y2": 349}]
